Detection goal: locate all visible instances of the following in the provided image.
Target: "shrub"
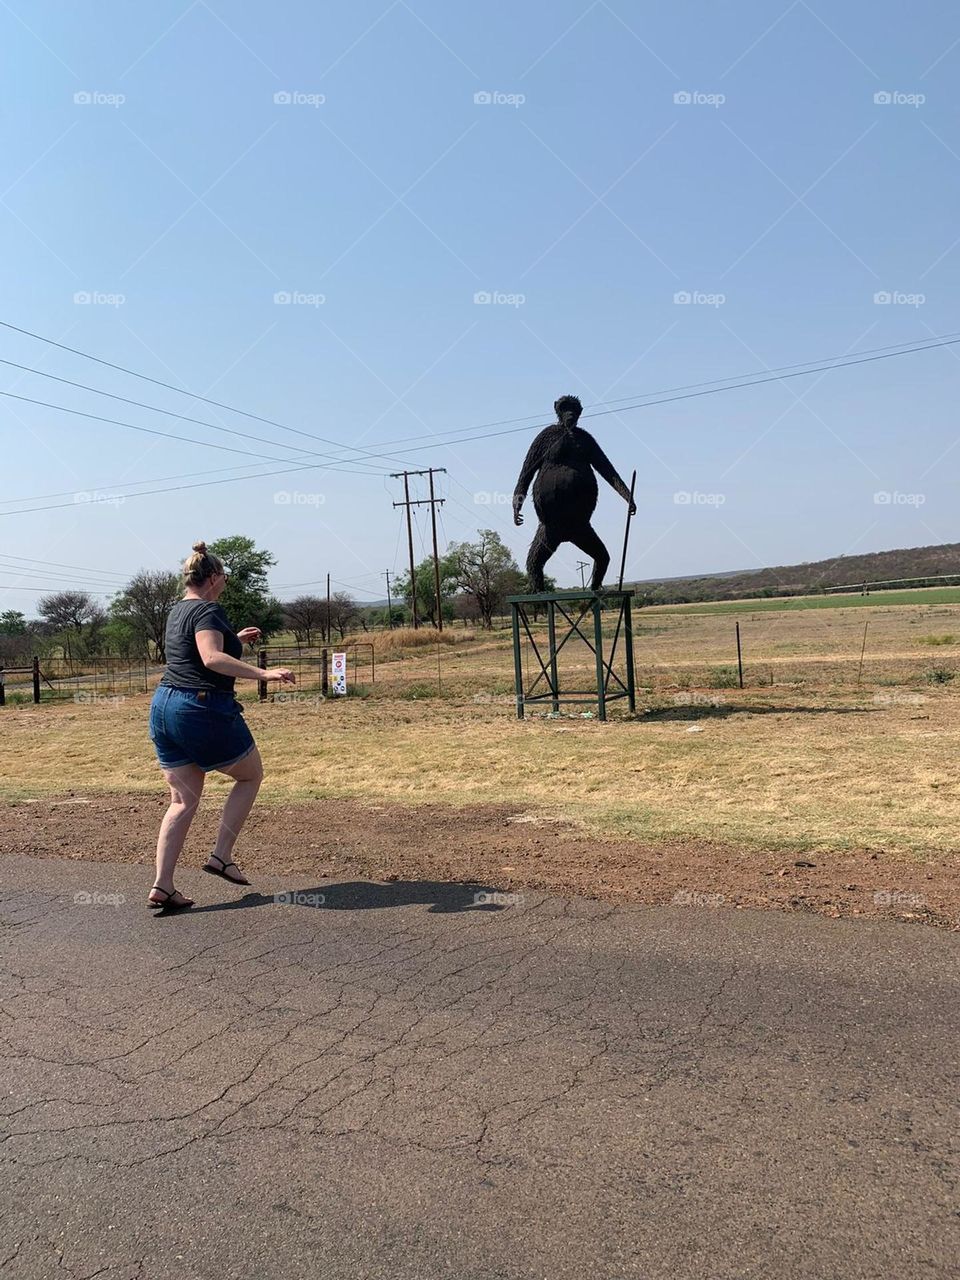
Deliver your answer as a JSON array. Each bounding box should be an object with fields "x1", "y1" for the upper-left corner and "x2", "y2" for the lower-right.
[
  {"x1": 924, "y1": 667, "x2": 956, "y2": 684},
  {"x1": 708, "y1": 666, "x2": 741, "y2": 688}
]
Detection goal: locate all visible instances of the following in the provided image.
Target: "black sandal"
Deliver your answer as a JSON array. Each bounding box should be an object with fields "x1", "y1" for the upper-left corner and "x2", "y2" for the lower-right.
[
  {"x1": 148, "y1": 885, "x2": 194, "y2": 912},
  {"x1": 202, "y1": 854, "x2": 251, "y2": 886}
]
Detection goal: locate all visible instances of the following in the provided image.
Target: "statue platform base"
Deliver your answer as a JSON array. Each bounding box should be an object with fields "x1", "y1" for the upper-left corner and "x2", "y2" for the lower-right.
[{"x1": 506, "y1": 589, "x2": 636, "y2": 721}]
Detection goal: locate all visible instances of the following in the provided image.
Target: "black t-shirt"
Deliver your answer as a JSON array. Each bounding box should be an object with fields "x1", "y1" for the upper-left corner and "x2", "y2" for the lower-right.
[{"x1": 160, "y1": 599, "x2": 243, "y2": 692}]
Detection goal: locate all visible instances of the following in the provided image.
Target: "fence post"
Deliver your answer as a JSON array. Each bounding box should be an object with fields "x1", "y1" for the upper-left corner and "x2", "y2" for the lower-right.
[
  {"x1": 0, "y1": 669, "x2": 4, "y2": 707},
  {"x1": 736, "y1": 623, "x2": 744, "y2": 689},
  {"x1": 321, "y1": 648, "x2": 329, "y2": 697},
  {"x1": 857, "y1": 621, "x2": 869, "y2": 687},
  {"x1": 258, "y1": 649, "x2": 267, "y2": 702},
  {"x1": 32, "y1": 656, "x2": 41, "y2": 704}
]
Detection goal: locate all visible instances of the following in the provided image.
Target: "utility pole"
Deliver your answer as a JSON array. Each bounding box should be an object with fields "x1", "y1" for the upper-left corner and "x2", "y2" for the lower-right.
[
  {"x1": 576, "y1": 560, "x2": 589, "y2": 589},
  {"x1": 391, "y1": 468, "x2": 446, "y2": 630},
  {"x1": 326, "y1": 572, "x2": 331, "y2": 644},
  {"x1": 427, "y1": 467, "x2": 445, "y2": 631},
  {"x1": 384, "y1": 570, "x2": 394, "y2": 629}
]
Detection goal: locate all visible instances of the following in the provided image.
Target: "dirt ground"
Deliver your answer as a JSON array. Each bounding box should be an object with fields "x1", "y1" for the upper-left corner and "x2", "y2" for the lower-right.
[{"x1": 3, "y1": 791, "x2": 958, "y2": 930}]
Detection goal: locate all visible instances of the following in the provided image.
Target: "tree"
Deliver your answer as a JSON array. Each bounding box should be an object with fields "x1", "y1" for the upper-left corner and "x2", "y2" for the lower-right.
[
  {"x1": 112, "y1": 570, "x2": 181, "y2": 662},
  {"x1": 208, "y1": 536, "x2": 284, "y2": 638},
  {"x1": 283, "y1": 595, "x2": 326, "y2": 647},
  {"x1": 0, "y1": 611, "x2": 27, "y2": 636},
  {"x1": 37, "y1": 591, "x2": 99, "y2": 660},
  {"x1": 449, "y1": 530, "x2": 523, "y2": 629},
  {"x1": 395, "y1": 553, "x2": 460, "y2": 627},
  {"x1": 329, "y1": 591, "x2": 359, "y2": 639},
  {"x1": 522, "y1": 572, "x2": 557, "y2": 620}
]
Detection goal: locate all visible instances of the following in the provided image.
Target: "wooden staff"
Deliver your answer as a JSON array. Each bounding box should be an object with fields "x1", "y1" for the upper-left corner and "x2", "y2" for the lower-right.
[{"x1": 616, "y1": 470, "x2": 637, "y2": 592}]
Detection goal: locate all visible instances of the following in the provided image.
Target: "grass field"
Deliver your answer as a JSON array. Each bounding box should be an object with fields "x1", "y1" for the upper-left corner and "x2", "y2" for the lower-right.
[
  {"x1": 3, "y1": 596, "x2": 960, "y2": 860},
  {"x1": 645, "y1": 585, "x2": 960, "y2": 614}
]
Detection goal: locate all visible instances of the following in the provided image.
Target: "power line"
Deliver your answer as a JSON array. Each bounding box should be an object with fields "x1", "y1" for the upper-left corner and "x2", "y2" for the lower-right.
[
  {"x1": 0, "y1": 552, "x2": 129, "y2": 579},
  {"x1": 0, "y1": 580, "x2": 116, "y2": 596},
  {"x1": 0, "y1": 355, "x2": 446, "y2": 474},
  {"x1": 0, "y1": 357, "x2": 317, "y2": 458},
  {"x1": 0, "y1": 388, "x2": 391, "y2": 471},
  {"x1": 0, "y1": 319, "x2": 382, "y2": 456},
  {"x1": 6, "y1": 315, "x2": 956, "y2": 475},
  {"x1": 0, "y1": 458, "x2": 302, "y2": 508},
  {"x1": 5, "y1": 330, "x2": 960, "y2": 518}
]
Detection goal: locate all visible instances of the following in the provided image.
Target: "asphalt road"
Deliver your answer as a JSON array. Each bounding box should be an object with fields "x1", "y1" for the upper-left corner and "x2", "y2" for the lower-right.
[{"x1": 1, "y1": 854, "x2": 957, "y2": 1280}]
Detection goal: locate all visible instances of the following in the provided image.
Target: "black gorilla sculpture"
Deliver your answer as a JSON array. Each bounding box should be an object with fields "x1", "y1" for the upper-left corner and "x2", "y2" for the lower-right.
[{"x1": 513, "y1": 395, "x2": 635, "y2": 592}]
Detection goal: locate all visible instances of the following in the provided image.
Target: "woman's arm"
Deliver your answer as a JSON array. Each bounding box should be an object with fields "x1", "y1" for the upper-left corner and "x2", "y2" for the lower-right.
[{"x1": 196, "y1": 629, "x2": 293, "y2": 682}]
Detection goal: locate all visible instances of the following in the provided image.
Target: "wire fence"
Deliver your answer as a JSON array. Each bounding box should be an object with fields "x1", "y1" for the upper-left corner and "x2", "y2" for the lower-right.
[
  {"x1": 0, "y1": 656, "x2": 155, "y2": 705},
  {"x1": 3, "y1": 603, "x2": 960, "y2": 711}
]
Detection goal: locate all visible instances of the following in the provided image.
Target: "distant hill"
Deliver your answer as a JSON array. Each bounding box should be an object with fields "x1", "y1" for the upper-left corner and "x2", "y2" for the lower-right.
[{"x1": 628, "y1": 542, "x2": 960, "y2": 605}]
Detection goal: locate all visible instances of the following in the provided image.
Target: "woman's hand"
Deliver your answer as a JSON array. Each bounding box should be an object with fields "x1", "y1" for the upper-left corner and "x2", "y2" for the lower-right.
[
  {"x1": 265, "y1": 667, "x2": 296, "y2": 684},
  {"x1": 237, "y1": 627, "x2": 262, "y2": 645}
]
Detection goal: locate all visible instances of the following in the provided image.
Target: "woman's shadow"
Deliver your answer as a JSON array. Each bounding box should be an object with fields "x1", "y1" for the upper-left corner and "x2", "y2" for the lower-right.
[{"x1": 187, "y1": 880, "x2": 511, "y2": 917}]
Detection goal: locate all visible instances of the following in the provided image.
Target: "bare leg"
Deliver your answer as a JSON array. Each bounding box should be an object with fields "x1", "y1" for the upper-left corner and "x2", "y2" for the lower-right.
[
  {"x1": 152, "y1": 764, "x2": 205, "y2": 906},
  {"x1": 205, "y1": 747, "x2": 264, "y2": 882},
  {"x1": 569, "y1": 523, "x2": 610, "y2": 592},
  {"x1": 526, "y1": 522, "x2": 560, "y2": 593}
]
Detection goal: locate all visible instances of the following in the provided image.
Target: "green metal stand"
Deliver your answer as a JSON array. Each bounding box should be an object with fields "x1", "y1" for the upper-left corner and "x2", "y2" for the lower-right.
[{"x1": 507, "y1": 589, "x2": 636, "y2": 721}]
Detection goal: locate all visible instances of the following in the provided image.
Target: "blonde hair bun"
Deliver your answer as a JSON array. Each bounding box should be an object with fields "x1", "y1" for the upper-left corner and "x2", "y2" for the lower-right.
[{"x1": 182, "y1": 540, "x2": 223, "y2": 588}]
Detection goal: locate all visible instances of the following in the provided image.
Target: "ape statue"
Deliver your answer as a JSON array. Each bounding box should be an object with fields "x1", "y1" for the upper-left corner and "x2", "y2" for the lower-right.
[{"x1": 513, "y1": 395, "x2": 636, "y2": 592}]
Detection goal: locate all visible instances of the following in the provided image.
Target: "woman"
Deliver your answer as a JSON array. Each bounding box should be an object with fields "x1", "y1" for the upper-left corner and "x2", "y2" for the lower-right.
[{"x1": 147, "y1": 541, "x2": 294, "y2": 913}]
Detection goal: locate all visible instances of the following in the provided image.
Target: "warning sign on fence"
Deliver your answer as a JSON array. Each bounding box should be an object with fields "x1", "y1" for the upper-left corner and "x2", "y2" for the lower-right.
[{"x1": 331, "y1": 651, "x2": 347, "y2": 696}]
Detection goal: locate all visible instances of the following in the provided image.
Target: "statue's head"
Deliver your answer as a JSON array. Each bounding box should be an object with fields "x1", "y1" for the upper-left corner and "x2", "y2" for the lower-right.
[{"x1": 554, "y1": 394, "x2": 583, "y2": 428}]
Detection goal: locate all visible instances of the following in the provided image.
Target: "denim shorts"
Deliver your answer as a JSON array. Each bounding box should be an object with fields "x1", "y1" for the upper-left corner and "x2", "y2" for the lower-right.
[{"x1": 149, "y1": 685, "x2": 256, "y2": 772}]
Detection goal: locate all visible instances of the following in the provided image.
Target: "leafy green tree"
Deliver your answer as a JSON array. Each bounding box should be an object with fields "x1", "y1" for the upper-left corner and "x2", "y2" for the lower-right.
[
  {"x1": 448, "y1": 530, "x2": 523, "y2": 629},
  {"x1": 395, "y1": 554, "x2": 460, "y2": 627},
  {"x1": 0, "y1": 610, "x2": 27, "y2": 636},
  {"x1": 208, "y1": 536, "x2": 284, "y2": 638}
]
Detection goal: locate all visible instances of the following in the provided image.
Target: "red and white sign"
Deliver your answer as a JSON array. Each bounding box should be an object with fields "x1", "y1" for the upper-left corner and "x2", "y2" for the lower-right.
[{"x1": 331, "y1": 651, "x2": 347, "y2": 696}]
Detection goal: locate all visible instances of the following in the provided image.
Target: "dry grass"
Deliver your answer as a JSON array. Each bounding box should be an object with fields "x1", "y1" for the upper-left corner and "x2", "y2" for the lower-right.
[
  {"x1": 4, "y1": 599, "x2": 960, "y2": 858},
  {"x1": 339, "y1": 624, "x2": 478, "y2": 658}
]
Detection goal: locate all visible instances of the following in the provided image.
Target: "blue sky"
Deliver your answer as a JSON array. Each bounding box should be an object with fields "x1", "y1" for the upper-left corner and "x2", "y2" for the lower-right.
[{"x1": 2, "y1": 0, "x2": 960, "y2": 611}]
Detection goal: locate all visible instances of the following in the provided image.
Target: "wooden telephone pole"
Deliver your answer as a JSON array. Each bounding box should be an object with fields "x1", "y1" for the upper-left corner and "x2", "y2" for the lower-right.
[
  {"x1": 391, "y1": 468, "x2": 447, "y2": 630},
  {"x1": 384, "y1": 570, "x2": 394, "y2": 629}
]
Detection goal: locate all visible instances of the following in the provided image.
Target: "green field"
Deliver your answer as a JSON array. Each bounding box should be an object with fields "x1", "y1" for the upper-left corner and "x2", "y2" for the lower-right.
[{"x1": 644, "y1": 586, "x2": 960, "y2": 616}]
